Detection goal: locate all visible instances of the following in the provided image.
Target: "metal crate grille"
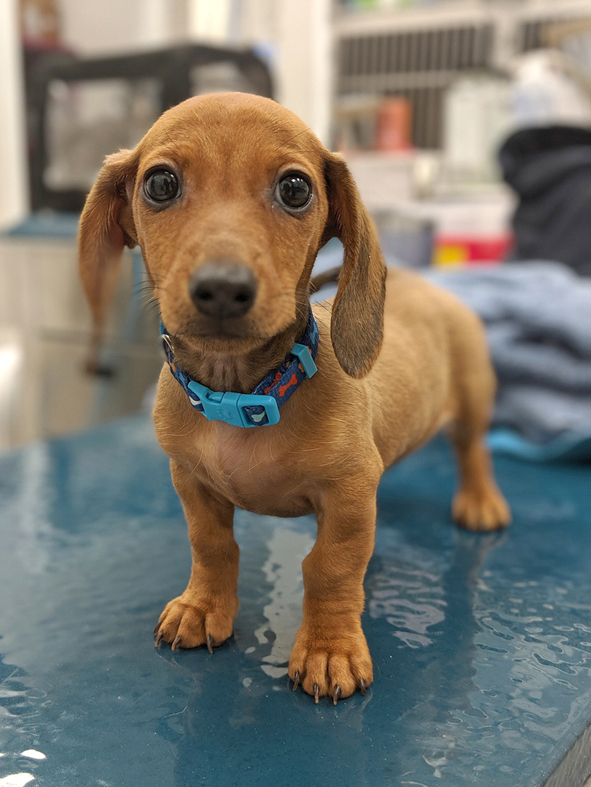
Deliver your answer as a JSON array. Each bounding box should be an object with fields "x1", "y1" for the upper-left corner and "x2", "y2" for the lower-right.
[
  {"x1": 518, "y1": 15, "x2": 591, "y2": 53},
  {"x1": 337, "y1": 24, "x2": 494, "y2": 149}
]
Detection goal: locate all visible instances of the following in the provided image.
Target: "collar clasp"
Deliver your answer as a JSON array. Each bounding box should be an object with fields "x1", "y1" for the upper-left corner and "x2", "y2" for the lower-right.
[{"x1": 187, "y1": 380, "x2": 280, "y2": 428}]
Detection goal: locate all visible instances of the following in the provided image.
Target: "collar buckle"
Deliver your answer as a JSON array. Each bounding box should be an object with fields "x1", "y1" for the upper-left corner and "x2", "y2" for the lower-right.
[
  {"x1": 187, "y1": 380, "x2": 280, "y2": 428},
  {"x1": 291, "y1": 343, "x2": 318, "y2": 379},
  {"x1": 161, "y1": 333, "x2": 174, "y2": 357}
]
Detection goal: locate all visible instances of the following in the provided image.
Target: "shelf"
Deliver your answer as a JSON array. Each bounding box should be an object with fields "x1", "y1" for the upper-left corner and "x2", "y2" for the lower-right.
[{"x1": 334, "y1": 0, "x2": 591, "y2": 36}]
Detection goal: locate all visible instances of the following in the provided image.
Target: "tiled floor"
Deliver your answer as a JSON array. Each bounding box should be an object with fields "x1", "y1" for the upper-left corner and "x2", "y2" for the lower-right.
[{"x1": 0, "y1": 232, "x2": 162, "y2": 450}]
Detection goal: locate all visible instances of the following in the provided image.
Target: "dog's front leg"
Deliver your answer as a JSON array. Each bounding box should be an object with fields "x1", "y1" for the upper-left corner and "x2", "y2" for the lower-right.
[
  {"x1": 289, "y1": 475, "x2": 378, "y2": 702},
  {"x1": 155, "y1": 461, "x2": 239, "y2": 651}
]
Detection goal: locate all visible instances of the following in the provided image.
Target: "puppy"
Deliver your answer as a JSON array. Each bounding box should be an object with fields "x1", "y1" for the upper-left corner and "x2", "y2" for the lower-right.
[{"x1": 78, "y1": 92, "x2": 511, "y2": 704}]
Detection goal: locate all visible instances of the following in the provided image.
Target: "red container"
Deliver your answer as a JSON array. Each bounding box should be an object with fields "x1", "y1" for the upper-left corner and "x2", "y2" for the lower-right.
[
  {"x1": 375, "y1": 98, "x2": 413, "y2": 152},
  {"x1": 434, "y1": 235, "x2": 513, "y2": 267}
]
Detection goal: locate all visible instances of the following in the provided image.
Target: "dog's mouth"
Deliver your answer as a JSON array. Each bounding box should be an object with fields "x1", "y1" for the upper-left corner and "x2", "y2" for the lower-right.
[
  {"x1": 168, "y1": 305, "x2": 305, "y2": 360},
  {"x1": 170, "y1": 321, "x2": 275, "y2": 357},
  {"x1": 171, "y1": 302, "x2": 297, "y2": 343},
  {"x1": 176, "y1": 319, "x2": 274, "y2": 342},
  {"x1": 159, "y1": 286, "x2": 302, "y2": 358},
  {"x1": 185, "y1": 327, "x2": 270, "y2": 341}
]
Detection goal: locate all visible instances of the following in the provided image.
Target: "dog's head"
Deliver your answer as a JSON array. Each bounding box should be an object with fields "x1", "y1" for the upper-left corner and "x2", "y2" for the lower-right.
[{"x1": 79, "y1": 92, "x2": 386, "y2": 377}]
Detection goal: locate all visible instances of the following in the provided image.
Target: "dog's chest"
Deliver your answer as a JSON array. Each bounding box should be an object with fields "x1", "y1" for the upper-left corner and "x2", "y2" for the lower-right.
[{"x1": 193, "y1": 428, "x2": 312, "y2": 517}]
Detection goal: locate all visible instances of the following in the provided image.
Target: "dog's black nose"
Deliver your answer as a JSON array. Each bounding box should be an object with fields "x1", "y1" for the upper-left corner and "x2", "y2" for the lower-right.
[{"x1": 189, "y1": 262, "x2": 257, "y2": 319}]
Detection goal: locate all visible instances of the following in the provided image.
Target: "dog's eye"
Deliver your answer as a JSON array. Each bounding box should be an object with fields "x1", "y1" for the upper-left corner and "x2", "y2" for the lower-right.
[
  {"x1": 144, "y1": 169, "x2": 180, "y2": 203},
  {"x1": 276, "y1": 173, "x2": 312, "y2": 210}
]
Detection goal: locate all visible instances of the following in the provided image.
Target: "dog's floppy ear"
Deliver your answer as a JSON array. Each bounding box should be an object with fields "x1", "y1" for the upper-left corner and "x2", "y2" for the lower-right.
[
  {"x1": 78, "y1": 150, "x2": 138, "y2": 346},
  {"x1": 322, "y1": 153, "x2": 387, "y2": 378}
]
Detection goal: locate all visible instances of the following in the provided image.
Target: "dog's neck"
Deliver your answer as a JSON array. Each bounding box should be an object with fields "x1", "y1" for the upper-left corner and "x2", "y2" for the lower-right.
[{"x1": 172, "y1": 309, "x2": 310, "y2": 394}]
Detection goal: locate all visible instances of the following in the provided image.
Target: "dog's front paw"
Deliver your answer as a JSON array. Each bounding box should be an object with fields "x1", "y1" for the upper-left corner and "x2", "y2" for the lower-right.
[
  {"x1": 154, "y1": 594, "x2": 238, "y2": 652},
  {"x1": 453, "y1": 484, "x2": 511, "y2": 532},
  {"x1": 288, "y1": 624, "x2": 373, "y2": 704}
]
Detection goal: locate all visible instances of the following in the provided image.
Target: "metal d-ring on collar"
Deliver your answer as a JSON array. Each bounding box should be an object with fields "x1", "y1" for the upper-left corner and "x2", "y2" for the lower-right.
[{"x1": 160, "y1": 310, "x2": 319, "y2": 428}]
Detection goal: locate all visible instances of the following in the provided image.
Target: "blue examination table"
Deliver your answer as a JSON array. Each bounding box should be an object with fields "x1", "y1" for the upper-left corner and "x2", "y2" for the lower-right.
[{"x1": 0, "y1": 416, "x2": 590, "y2": 786}]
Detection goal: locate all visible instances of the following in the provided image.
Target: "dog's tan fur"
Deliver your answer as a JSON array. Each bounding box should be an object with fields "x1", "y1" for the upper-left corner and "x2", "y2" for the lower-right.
[{"x1": 78, "y1": 92, "x2": 510, "y2": 703}]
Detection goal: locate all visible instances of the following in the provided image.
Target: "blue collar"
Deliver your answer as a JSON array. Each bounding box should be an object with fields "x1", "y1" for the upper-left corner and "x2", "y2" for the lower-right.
[{"x1": 160, "y1": 310, "x2": 319, "y2": 428}]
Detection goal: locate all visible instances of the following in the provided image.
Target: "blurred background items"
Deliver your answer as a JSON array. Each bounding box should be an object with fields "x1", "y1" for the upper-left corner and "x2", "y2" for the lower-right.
[{"x1": 1, "y1": 0, "x2": 591, "y2": 459}]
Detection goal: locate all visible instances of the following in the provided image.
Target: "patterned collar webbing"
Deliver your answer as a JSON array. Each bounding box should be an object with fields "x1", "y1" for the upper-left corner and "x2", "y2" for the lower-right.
[{"x1": 160, "y1": 310, "x2": 319, "y2": 428}]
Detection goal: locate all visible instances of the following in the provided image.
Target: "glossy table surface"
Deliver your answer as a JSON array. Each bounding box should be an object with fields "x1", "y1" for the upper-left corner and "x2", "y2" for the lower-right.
[{"x1": 1, "y1": 416, "x2": 590, "y2": 787}]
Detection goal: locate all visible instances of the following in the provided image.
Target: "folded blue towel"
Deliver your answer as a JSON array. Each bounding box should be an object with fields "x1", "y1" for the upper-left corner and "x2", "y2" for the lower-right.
[{"x1": 427, "y1": 262, "x2": 591, "y2": 459}]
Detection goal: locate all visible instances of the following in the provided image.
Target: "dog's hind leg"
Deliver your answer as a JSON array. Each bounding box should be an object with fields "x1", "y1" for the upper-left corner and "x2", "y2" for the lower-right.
[{"x1": 449, "y1": 356, "x2": 511, "y2": 532}]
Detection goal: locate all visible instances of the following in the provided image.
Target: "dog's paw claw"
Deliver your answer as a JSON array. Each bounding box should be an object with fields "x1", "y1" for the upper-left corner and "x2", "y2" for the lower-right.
[
  {"x1": 333, "y1": 685, "x2": 342, "y2": 705},
  {"x1": 289, "y1": 626, "x2": 373, "y2": 703},
  {"x1": 155, "y1": 595, "x2": 237, "y2": 651}
]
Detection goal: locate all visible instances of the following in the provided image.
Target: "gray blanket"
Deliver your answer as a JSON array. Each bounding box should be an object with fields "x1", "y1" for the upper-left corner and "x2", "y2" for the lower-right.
[{"x1": 427, "y1": 263, "x2": 591, "y2": 442}]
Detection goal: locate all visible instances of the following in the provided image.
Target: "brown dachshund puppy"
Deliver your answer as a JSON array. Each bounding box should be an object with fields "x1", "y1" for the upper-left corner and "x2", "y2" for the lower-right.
[{"x1": 78, "y1": 92, "x2": 510, "y2": 704}]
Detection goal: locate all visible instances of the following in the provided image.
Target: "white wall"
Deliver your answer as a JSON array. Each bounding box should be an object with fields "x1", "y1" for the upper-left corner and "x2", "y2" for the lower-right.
[
  {"x1": 274, "y1": 0, "x2": 332, "y2": 145},
  {"x1": 59, "y1": 0, "x2": 188, "y2": 54},
  {"x1": 0, "y1": 0, "x2": 28, "y2": 228},
  {"x1": 235, "y1": 0, "x2": 334, "y2": 144},
  {"x1": 188, "y1": 0, "x2": 233, "y2": 44}
]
